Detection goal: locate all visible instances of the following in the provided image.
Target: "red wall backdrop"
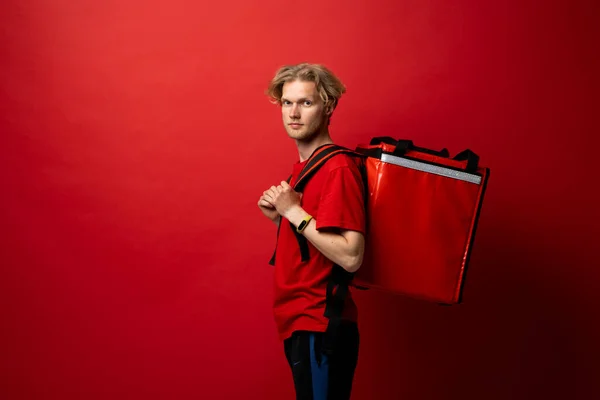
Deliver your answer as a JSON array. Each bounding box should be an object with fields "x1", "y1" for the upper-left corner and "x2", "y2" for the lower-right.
[{"x1": 2, "y1": 0, "x2": 598, "y2": 399}]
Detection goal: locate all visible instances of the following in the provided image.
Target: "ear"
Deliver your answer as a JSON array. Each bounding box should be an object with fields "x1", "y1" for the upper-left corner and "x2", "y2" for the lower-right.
[{"x1": 324, "y1": 102, "x2": 334, "y2": 116}]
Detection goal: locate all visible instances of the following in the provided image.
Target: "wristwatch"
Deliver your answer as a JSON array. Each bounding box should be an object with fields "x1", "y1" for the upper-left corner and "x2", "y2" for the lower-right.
[{"x1": 296, "y1": 214, "x2": 313, "y2": 234}]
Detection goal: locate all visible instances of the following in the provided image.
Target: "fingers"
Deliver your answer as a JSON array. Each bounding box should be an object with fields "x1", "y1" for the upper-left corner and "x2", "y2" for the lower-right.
[
  {"x1": 261, "y1": 182, "x2": 295, "y2": 206},
  {"x1": 258, "y1": 198, "x2": 275, "y2": 209},
  {"x1": 265, "y1": 183, "x2": 291, "y2": 195},
  {"x1": 280, "y1": 181, "x2": 301, "y2": 199},
  {"x1": 264, "y1": 186, "x2": 277, "y2": 200}
]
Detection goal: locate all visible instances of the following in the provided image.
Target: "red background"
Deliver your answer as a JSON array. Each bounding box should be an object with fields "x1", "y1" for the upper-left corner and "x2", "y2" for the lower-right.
[{"x1": 1, "y1": 0, "x2": 598, "y2": 399}]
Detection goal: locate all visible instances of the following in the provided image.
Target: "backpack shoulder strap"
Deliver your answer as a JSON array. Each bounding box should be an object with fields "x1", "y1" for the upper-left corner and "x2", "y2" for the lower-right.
[
  {"x1": 268, "y1": 144, "x2": 362, "y2": 266},
  {"x1": 294, "y1": 144, "x2": 363, "y2": 192},
  {"x1": 268, "y1": 174, "x2": 292, "y2": 266}
]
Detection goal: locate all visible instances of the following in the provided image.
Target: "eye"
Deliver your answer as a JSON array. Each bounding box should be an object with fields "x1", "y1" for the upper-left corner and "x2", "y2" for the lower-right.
[
  {"x1": 303, "y1": 100, "x2": 312, "y2": 106},
  {"x1": 282, "y1": 100, "x2": 291, "y2": 106}
]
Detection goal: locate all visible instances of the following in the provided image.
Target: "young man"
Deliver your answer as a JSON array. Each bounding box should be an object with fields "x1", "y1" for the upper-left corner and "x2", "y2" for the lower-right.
[{"x1": 258, "y1": 63, "x2": 366, "y2": 400}]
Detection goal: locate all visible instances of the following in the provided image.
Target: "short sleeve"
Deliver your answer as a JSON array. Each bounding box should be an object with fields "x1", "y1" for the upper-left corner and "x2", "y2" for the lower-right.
[{"x1": 315, "y1": 165, "x2": 366, "y2": 234}]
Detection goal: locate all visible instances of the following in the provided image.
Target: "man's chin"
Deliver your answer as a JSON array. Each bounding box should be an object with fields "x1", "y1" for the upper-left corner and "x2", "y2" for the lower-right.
[
  {"x1": 285, "y1": 126, "x2": 324, "y2": 144},
  {"x1": 286, "y1": 129, "x2": 308, "y2": 140}
]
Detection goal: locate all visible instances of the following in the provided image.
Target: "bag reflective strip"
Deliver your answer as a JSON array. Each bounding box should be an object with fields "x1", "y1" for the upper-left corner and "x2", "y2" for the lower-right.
[{"x1": 380, "y1": 153, "x2": 482, "y2": 185}]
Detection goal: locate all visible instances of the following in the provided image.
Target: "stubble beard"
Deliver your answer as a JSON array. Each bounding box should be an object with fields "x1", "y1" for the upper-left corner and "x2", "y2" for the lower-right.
[{"x1": 285, "y1": 116, "x2": 327, "y2": 143}]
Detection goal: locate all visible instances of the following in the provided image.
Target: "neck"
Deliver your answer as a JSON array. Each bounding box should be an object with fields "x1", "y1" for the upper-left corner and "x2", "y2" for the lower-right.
[{"x1": 296, "y1": 129, "x2": 333, "y2": 162}]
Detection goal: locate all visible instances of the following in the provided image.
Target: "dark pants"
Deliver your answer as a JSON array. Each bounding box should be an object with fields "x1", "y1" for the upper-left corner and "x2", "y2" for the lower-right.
[{"x1": 283, "y1": 322, "x2": 359, "y2": 400}]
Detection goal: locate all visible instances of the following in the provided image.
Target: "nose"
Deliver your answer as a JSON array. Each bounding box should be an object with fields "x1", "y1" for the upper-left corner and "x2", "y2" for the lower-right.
[{"x1": 289, "y1": 103, "x2": 300, "y2": 119}]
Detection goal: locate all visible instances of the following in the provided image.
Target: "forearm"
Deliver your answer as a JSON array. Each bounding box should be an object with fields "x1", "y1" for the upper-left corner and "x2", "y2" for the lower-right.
[{"x1": 284, "y1": 206, "x2": 362, "y2": 272}]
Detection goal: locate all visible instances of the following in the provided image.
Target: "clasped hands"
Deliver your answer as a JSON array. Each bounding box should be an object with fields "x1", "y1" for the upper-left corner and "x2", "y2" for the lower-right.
[{"x1": 258, "y1": 181, "x2": 303, "y2": 220}]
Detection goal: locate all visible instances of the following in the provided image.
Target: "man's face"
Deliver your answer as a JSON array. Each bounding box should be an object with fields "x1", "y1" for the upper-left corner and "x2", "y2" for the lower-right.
[{"x1": 281, "y1": 80, "x2": 328, "y2": 142}]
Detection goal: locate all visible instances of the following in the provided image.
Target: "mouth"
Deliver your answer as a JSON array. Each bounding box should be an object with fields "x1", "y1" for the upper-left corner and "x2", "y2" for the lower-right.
[{"x1": 289, "y1": 123, "x2": 303, "y2": 129}]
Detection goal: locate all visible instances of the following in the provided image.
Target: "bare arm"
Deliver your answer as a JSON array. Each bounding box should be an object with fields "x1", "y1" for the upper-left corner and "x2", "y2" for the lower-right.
[{"x1": 284, "y1": 205, "x2": 365, "y2": 273}]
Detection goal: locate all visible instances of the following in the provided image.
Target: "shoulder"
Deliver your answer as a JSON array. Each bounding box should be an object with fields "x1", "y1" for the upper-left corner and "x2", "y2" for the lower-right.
[
  {"x1": 321, "y1": 151, "x2": 363, "y2": 174},
  {"x1": 317, "y1": 152, "x2": 365, "y2": 191}
]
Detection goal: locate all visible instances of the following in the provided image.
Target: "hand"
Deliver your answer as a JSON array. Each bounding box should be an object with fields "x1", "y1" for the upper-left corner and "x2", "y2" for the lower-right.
[
  {"x1": 263, "y1": 181, "x2": 302, "y2": 219},
  {"x1": 257, "y1": 192, "x2": 280, "y2": 222}
]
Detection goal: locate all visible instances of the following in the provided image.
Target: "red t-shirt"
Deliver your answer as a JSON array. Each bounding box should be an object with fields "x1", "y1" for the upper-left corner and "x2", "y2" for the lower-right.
[{"x1": 272, "y1": 153, "x2": 366, "y2": 341}]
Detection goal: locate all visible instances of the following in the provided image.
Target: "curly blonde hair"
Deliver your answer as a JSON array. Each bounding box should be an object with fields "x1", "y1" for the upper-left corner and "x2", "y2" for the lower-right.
[{"x1": 266, "y1": 63, "x2": 347, "y2": 115}]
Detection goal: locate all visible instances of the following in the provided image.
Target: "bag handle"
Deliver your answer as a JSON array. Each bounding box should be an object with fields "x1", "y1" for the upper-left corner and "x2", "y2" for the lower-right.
[
  {"x1": 369, "y1": 137, "x2": 479, "y2": 172},
  {"x1": 452, "y1": 149, "x2": 479, "y2": 173},
  {"x1": 369, "y1": 137, "x2": 450, "y2": 158}
]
